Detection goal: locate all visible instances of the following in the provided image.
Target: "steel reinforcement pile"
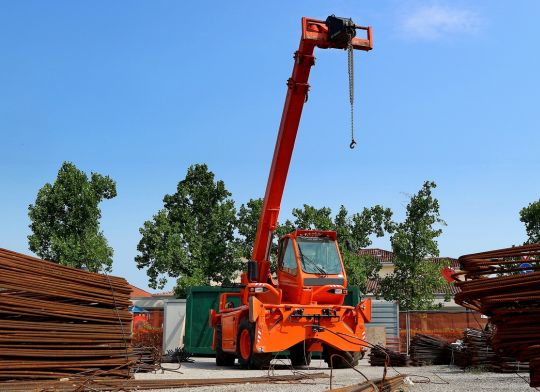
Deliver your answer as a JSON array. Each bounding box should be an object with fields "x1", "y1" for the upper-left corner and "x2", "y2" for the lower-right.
[
  {"x1": 0, "y1": 248, "x2": 133, "y2": 382},
  {"x1": 410, "y1": 334, "x2": 450, "y2": 366},
  {"x1": 368, "y1": 345, "x2": 409, "y2": 367},
  {"x1": 454, "y1": 243, "x2": 540, "y2": 387}
]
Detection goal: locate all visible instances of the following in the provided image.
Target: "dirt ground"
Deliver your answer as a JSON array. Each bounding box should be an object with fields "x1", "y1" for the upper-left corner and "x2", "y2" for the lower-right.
[{"x1": 135, "y1": 357, "x2": 536, "y2": 392}]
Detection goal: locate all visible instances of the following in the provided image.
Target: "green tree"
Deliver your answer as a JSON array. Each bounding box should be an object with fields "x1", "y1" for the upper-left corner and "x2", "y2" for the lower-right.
[
  {"x1": 135, "y1": 164, "x2": 241, "y2": 296},
  {"x1": 378, "y1": 181, "x2": 447, "y2": 310},
  {"x1": 28, "y1": 161, "x2": 117, "y2": 272},
  {"x1": 237, "y1": 198, "x2": 284, "y2": 274},
  {"x1": 237, "y1": 198, "x2": 263, "y2": 259},
  {"x1": 520, "y1": 199, "x2": 540, "y2": 244},
  {"x1": 277, "y1": 204, "x2": 394, "y2": 293}
]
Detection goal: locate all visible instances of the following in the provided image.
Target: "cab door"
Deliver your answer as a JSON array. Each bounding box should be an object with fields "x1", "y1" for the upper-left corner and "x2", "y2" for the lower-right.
[{"x1": 276, "y1": 237, "x2": 301, "y2": 303}]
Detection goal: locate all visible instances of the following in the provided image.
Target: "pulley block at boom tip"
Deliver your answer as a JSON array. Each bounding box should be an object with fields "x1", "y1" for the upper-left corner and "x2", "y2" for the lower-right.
[{"x1": 323, "y1": 16, "x2": 369, "y2": 150}]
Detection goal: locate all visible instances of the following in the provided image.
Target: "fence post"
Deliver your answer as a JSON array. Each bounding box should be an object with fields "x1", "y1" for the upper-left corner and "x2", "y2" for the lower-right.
[{"x1": 405, "y1": 310, "x2": 411, "y2": 354}]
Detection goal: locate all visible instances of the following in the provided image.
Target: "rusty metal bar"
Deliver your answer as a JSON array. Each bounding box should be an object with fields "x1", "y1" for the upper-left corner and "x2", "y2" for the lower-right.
[
  {"x1": 328, "y1": 374, "x2": 406, "y2": 392},
  {"x1": 454, "y1": 243, "x2": 540, "y2": 387},
  {"x1": 0, "y1": 248, "x2": 134, "y2": 383}
]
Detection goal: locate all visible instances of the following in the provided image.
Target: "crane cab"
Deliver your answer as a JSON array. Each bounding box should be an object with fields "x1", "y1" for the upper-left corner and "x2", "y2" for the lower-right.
[{"x1": 276, "y1": 230, "x2": 348, "y2": 305}]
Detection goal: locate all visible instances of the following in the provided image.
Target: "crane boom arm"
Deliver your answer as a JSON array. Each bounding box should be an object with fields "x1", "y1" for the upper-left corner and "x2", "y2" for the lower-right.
[{"x1": 250, "y1": 16, "x2": 373, "y2": 283}]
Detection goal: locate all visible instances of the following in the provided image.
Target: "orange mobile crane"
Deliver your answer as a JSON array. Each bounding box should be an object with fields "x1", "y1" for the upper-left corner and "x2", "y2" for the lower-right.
[{"x1": 209, "y1": 15, "x2": 373, "y2": 369}]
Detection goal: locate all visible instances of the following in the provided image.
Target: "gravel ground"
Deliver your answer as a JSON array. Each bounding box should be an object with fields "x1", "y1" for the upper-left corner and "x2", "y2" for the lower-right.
[{"x1": 135, "y1": 357, "x2": 536, "y2": 392}]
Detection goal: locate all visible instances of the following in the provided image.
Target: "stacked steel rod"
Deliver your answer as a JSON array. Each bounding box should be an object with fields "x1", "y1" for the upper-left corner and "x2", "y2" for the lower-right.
[
  {"x1": 454, "y1": 243, "x2": 540, "y2": 387},
  {"x1": 452, "y1": 328, "x2": 528, "y2": 372},
  {"x1": 132, "y1": 346, "x2": 161, "y2": 373},
  {"x1": 410, "y1": 334, "x2": 451, "y2": 366},
  {"x1": 0, "y1": 248, "x2": 133, "y2": 382},
  {"x1": 329, "y1": 375, "x2": 407, "y2": 392},
  {"x1": 453, "y1": 328, "x2": 495, "y2": 368},
  {"x1": 368, "y1": 345, "x2": 409, "y2": 367}
]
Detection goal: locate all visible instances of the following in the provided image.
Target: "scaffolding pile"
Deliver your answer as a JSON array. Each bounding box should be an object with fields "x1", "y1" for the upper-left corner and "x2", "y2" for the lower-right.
[{"x1": 0, "y1": 248, "x2": 133, "y2": 382}]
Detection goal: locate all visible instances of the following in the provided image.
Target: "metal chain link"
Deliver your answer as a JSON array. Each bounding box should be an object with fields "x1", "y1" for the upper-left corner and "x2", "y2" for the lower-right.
[{"x1": 348, "y1": 35, "x2": 356, "y2": 149}]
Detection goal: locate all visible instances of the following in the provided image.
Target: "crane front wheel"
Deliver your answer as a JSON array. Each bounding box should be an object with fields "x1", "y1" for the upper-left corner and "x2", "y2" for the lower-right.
[
  {"x1": 289, "y1": 342, "x2": 312, "y2": 367},
  {"x1": 236, "y1": 319, "x2": 272, "y2": 369},
  {"x1": 323, "y1": 345, "x2": 362, "y2": 368}
]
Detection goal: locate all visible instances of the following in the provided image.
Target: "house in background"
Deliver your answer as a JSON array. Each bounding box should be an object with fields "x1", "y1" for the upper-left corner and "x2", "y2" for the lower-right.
[
  {"x1": 358, "y1": 249, "x2": 487, "y2": 351},
  {"x1": 358, "y1": 248, "x2": 460, "y2": 276},
  {"x1": 358, "y1": 248, "x2": 461, "y2": 309}
]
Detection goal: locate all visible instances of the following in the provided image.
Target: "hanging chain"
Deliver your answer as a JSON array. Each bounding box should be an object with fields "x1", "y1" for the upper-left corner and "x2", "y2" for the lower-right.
[{"x1": 347, "y1": 34, "x2": 356, "y2": 149}]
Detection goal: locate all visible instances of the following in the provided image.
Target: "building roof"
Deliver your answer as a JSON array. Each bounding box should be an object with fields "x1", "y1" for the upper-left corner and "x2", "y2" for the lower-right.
[
  {"x1": 358, "y1": 248, "x2": 459, "y2": 268},
  {"x1": 359, "y1": 248, "x2": 460, "y2": 296},
  {"x1": 129, "y1": 284, "x2": 153, "y2": 298},
  {"x1": 364, "y1": 278, "x2": 460, "y2": 295},
  {"x1": 358, "y1": 248, "x2": 395, "y2": 263},
  {"x1": 431, "y1": 257, "x2": 460, "y2": 269},
  {"x1": 152, "y1": 290, "x2": 176, "y2": 297}
]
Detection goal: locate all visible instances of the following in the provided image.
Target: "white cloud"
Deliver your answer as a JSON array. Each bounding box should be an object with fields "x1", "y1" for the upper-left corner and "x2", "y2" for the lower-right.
[{"x1": 399, "y1": 4, "x2": 483, "y2": 40}]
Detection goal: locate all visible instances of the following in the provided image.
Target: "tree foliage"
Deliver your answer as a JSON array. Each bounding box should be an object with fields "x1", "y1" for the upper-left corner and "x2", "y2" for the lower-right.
[
  {"x1": 276, "y1": 204, "x2": 394, "y2": 293},
  {"x1": 520, "y1": 199, "x2": 540, "y2": 244},
  {"x1": 237, "y1": 198, "x2": 263, "y2": 259},
  {"x1": 135, "y1": 164, "x2": 241, "y2": 296},
  {"x1": 377, "y1": 181, "x2": 447, "y2": 310},
  {"x1": 28, "y1": 161, "x2": 117, "y2": 272}
]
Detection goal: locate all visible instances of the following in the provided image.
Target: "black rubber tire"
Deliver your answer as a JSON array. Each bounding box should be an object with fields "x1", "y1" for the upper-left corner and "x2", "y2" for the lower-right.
[
  {"x1": 289, "y1": 342, "x2": 312, "y2": 367},
  {"x1": 215, "y1": 324, "x2": 236, "y2": 366},
  {"x1": 236, "y1": 319, "x2": 272, "y2": 369},
  {"x1": 323, "y1": 345, "x2": 361, "y2": 368}
]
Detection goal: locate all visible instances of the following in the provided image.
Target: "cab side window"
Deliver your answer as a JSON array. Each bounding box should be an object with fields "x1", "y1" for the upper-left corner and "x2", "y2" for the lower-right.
[{"x1": 279, "y1": 238, "x2": 297, "y2": 275}]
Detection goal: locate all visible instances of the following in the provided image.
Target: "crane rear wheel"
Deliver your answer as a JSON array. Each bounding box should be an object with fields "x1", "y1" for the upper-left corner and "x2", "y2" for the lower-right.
[{"x1": 215, "y1": 324, "x2": 236, "y2": 366}]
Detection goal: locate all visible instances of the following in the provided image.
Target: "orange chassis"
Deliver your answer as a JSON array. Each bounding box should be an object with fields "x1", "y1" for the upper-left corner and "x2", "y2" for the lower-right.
[{"x1": 210, "y1": 283, "x2": 372, "y2": 356}]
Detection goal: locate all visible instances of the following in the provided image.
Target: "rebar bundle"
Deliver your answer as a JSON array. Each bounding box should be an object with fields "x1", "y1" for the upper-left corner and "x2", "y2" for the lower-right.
[
  {"x1": 0, "y1": 248, "x2": 133, "y2": 382},
  {"x1": 451, "y1": 328, "x2": 528, "y2": 372},
  {"x1": 368, "y1": 345, "x2": 409, "y2": 367},
  {"x1": 164, "y1": 347, "x2": 195, "y2": 363},
  {"x1": 132, "y1": 346, "x2": 161, "y2": 373},
  {"x1": 329, "y1": 374, "x2": 407, "y2": 392},
  {"x1": 410, "y1": 334, "x2": 450, "y2": 366},
  {"x1": 456, "y1": 328, "x2": 495, "y2": 368},
  {"x1": 454, "y1": 243, "x2": 540, "y2": 386}
]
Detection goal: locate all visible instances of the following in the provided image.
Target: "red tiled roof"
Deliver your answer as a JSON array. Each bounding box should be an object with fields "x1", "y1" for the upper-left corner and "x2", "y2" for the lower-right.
[
  {"x1": 358, "y1": 248, "x2": 395, "y2": 263},
  {"x1": 431, "y1": 257, "x2": 460, "y2": 269},
  {"x1": 365, "y1": 279, "x2": 379, "y2": 293},
  {"x1": 129, "y1": 284, "x2": 153, "y2": 298},
  {"x1": 364, "y1": 278, "x2": 460, "y2": 295},
  {"x1": 359, "y1": 248, "x2": 459, "y2": 268},
  {"x1": 152, "y1": 290, "x2": 176, "y2": 297}
]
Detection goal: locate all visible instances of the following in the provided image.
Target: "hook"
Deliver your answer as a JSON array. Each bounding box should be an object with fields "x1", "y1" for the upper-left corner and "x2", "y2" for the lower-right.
[{"x1": 349, "y1": 139, "x2": 357, "y2": 149}]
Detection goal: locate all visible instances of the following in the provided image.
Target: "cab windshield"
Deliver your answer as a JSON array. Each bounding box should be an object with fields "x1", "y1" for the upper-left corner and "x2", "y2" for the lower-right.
[{"x1": 296, "y1": 237, "x2": 342, "y2": 275}]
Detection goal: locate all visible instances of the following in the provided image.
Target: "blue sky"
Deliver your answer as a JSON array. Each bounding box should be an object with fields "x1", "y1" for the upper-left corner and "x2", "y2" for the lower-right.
[{"x1": 1, "y1": 1, "x2": 539, "y2": 292}]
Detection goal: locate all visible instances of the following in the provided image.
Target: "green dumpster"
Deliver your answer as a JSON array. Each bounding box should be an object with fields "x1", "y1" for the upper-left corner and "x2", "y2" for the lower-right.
[{"x1": 183, "y1": 286, "x2": 240, "y2": 355}]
